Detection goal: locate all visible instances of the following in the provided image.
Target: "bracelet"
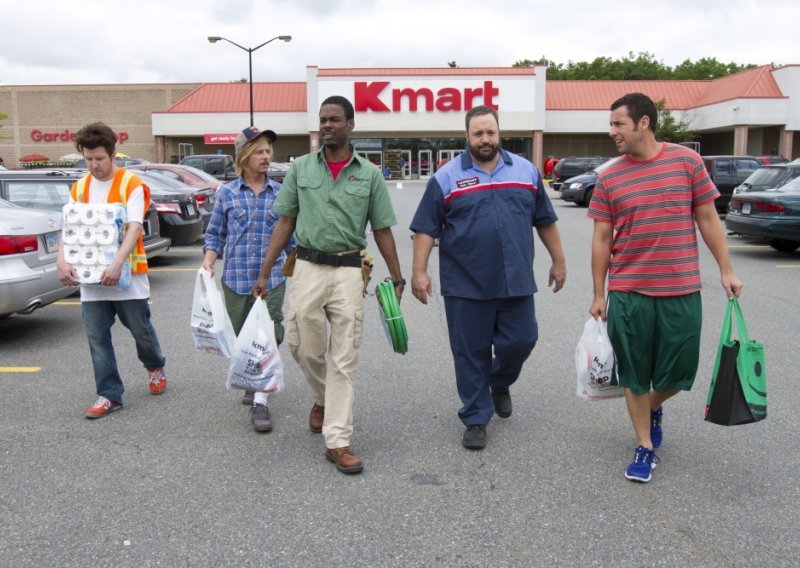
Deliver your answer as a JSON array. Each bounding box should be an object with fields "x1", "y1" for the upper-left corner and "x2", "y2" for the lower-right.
[{"x1": 392, "y1": 278, "x2": 406, "y2": 287}]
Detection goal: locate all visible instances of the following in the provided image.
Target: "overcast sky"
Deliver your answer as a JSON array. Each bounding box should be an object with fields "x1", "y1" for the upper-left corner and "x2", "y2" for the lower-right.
[{"x1": 2, "y1": 0, "x2": 798, "y2": 85}]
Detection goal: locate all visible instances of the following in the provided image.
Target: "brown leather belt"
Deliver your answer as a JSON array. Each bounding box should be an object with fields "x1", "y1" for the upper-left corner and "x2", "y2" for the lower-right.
[{"x1": 296, "y1": 245, "x2": 362, "y2": 268}]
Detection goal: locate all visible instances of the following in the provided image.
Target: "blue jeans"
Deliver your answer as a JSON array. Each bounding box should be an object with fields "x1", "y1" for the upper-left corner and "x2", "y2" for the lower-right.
[{"x1": 81, "y1": 299, "x2": 166, "y2": 404}]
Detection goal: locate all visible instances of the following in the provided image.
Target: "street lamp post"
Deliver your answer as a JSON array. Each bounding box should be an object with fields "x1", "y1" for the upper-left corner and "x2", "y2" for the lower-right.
[{"x1": 208, "y1": 35, "x2": 292, "y2": 127}]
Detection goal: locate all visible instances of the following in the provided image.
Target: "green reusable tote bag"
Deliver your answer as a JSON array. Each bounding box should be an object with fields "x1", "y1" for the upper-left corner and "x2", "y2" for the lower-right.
[{"x1": 705, "y1": 298, "x2": 767, "y2": 426}]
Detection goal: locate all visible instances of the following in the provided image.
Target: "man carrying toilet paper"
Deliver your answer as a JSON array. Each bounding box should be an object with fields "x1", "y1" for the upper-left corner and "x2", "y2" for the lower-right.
[{"x1": 57, "y1": 122, "x2": 168, "y2": 419}]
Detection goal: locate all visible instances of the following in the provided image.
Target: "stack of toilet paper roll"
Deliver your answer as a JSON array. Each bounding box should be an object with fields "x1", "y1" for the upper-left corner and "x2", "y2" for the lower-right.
[{"x1": 62, "y1": 203, "x2": 127, "y2": 285}]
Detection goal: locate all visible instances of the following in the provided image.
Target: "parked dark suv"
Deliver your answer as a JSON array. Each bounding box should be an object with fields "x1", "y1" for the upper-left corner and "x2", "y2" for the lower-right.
[
  {"x1": 551, "y1": 156, "x2": 612, "y2": 191},
  {"x1": 0, "y1": 169, "x2": 171, "y2": 259},
  {"x1": 702, "y1": 155, "x2": 761, "y2": 212},
  {"x1": 179, "y1": 154, "x2": 236, "y2": 181}
]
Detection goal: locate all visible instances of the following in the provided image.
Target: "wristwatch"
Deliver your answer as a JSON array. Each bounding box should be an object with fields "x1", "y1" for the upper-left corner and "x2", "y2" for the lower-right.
[{"x1": 392, "y1": 278, "x2": 406, "y2": 287}]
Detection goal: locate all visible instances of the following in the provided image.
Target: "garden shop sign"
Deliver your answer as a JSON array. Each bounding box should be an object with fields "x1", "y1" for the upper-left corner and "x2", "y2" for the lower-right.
[{"x1": 30, "y1": 129, "x2": 129, "y2": 144}]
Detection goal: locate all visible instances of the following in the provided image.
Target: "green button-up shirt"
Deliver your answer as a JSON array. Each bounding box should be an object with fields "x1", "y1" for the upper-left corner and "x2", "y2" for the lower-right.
[{"x1": 274, "y1": 146, "x2": 397, "y2": 253}]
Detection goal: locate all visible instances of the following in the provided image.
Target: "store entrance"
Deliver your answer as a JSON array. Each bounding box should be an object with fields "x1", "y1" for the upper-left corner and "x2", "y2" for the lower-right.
[
  {"x1": 356, "y1": 150, "x2": 383, "y2": 169},
  {"x1": 437, "y1": 149, "x2": 463, "y2": 169},
  {"x1": 401, "y1": 150, "x2": 412, "y2": 179},
  {"x1": 417, "y1": 150, "x2": 433, "y2": 179},
  {"x1": 357, "y1": 136, "x2": 532, "y2": 180}
]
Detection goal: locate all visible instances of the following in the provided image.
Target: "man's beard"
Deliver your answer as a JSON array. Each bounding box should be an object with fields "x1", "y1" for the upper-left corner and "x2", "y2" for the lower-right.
[{"x1": 469, "y1": 143, "x2": 499, "y2": 164}]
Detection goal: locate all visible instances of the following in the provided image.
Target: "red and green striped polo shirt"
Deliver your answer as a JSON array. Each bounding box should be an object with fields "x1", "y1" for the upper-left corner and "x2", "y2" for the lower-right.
[{"x1": 588, "y1": 143, "x2": 719, "y2": 296}]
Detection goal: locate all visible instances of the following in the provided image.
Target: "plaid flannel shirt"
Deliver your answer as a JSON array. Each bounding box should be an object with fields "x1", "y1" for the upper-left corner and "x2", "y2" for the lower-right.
[{"x1": 203, "y1": 176, "x2": 295, "y2": 295}]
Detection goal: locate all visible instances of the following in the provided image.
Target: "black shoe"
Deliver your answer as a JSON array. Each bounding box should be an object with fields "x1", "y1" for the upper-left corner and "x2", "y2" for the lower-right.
[
  {"x1": 462, "y1": 425, "x2": 487, "y2": 449},
  {"x1": 250, "y1": 403, "x2": 273, "y2": 432},
  {"x1": 491, "y1": 388, "x2": 512, "y2": 418},
  {"x1": 241, "y1": 390, "x2": 255, "y2": 405}
]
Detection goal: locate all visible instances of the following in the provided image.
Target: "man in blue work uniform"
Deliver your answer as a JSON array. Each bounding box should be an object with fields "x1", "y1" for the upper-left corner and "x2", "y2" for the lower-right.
[{"x1": 410, "y1": 105, "x2": 567, "y2": 450}]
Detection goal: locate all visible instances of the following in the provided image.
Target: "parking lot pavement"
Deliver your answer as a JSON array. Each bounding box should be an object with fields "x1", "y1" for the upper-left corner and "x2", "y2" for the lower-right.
[{"x1": 1, "y1": 181, "x2": 798, "y2": 567}]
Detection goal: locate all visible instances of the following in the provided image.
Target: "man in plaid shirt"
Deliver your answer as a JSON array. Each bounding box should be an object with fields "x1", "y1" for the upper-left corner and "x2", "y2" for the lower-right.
[{"x1": 202, "y1": 126, "x2": 295, "y2": 432}]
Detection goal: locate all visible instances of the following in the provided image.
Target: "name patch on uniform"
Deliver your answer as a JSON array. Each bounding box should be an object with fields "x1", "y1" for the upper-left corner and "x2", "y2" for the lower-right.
[
  {"x1": 456, "y1": 177, "x2": 479, "y2": 189},
  {"x1": 348, "y1": 175, "x2": 369, "y2": 183}
]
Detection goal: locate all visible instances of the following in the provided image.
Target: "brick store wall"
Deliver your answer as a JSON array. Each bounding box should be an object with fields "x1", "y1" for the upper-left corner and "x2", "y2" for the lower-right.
[{"x1": 0, "y1": 84, "x2": 196, "y2": 168}]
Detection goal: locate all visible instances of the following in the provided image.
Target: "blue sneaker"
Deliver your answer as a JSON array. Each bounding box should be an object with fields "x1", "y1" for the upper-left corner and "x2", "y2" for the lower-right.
[
  {"x1": 651, "y1": 406, "x2": 663, "y2": 449},
  {"x1": 625, "y1": 445, "x2": 659, "y2": 483}
]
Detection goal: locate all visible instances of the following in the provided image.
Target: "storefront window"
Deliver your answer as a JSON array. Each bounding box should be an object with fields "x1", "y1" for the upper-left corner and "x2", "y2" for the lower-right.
[{"x1": 352, "y1": 136, "x2": 532, "y2": 179}]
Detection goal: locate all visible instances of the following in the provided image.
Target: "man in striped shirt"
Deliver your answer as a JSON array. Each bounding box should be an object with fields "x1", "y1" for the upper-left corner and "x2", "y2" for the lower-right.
[{"x1": 588, "y1": 93, "x2": 743, "y2": 483}]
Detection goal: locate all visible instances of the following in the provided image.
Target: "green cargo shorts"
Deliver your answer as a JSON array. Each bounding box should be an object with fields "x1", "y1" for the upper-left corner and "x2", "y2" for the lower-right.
[{"x1": 607, "y1": 291, "x2": 702, "y2": 395}]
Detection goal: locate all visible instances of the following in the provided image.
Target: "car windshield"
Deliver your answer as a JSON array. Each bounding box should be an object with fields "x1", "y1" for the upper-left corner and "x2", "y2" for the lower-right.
[
  {"x1": 742, "y1": 167, "x2": 788, "y2": 190},
  {"x1": 72, "y1": 158, "x2": 146, "y2": 168},
  {"x1": 179, "y1": 165, "x2": 220, "y2": 182},
  {"x1": 593, "y1": 158, "x2": 618, "y2": 174},
  {"x1": 138, "y1": 171, "x2": 190, "y2": 189},
  {"x1": 5, "y1": 180, "x2": 71, "y2": 211},
  {"x1": 779, "y1": 176, "x2": 800, "y2": 193}
]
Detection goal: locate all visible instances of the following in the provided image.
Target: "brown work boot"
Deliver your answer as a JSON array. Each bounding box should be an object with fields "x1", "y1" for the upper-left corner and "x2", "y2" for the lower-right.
[
  {"x1": 309, "y1": 403, "x2": 324, "y2": 433},
  {"x1": 325, "y1": 446, "x2": 363, "y2": 474}
]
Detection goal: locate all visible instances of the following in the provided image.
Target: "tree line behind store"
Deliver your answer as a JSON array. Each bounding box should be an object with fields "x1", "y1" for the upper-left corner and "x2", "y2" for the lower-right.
[{"x1": 511, "y1": 51, "x2": 761, "y2": 80}]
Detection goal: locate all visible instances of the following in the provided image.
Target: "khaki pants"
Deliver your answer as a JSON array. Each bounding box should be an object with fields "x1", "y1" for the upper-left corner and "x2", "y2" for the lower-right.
[{"x1": 286, "y1": 259, "x2": 364, "y2": 449}]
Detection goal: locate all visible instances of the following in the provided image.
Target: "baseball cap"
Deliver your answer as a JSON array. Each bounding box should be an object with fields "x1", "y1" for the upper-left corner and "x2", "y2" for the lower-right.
[{"x1": 234, "y1": 126, "x2": 277, "y2": 156}]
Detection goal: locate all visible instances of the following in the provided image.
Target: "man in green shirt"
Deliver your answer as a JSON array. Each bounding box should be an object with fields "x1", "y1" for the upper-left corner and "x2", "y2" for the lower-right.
[{"x1": 253, "y1": 95, "x2": 404, "y2": 475}]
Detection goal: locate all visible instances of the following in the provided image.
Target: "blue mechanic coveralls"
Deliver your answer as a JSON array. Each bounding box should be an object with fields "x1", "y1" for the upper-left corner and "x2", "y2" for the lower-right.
[{"x1": 410, "y1": 149, "x2": 558, "y2": 425}]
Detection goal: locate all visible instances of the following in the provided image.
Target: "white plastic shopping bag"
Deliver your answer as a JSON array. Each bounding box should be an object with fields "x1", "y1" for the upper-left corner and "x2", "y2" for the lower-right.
[
  {"x1": 190, "y1": 269, "x2": 237, "y2": 357},
  {"x1": 227, "y1": 299, "x2": 284, "y2": 393},
  {"x1": 575, "y1": 317, "x2": 624, "y2": 400}
]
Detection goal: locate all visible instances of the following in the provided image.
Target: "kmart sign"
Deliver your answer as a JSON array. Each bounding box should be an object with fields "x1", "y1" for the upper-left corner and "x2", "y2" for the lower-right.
[
  {"x1": 354, "y1": 81, "x2": 500, "y2": 112},
  {"x1": 314, "y1": 74, "x2": 541, "y2": 131}
]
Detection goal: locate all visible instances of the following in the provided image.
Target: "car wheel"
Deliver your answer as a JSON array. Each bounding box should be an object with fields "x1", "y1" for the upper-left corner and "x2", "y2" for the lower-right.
[
  {"x1": 583, "y1": 189, "x2": 594, "y2": 207},
  {"x1": 769, "y1": 239, "x2": 800, "y2": 252}
]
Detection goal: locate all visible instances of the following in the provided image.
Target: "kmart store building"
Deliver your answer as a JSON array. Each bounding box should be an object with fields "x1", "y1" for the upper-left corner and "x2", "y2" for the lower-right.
[{"x1": 2, "y1": 64, "x2": 799, "y2": 174}]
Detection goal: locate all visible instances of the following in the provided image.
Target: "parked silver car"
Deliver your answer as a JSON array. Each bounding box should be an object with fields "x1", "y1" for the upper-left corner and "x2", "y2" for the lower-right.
[
  {"x1": 0, "y1": 199, "x2": 76, "y2": 318},
  {"x1": 0, "y1": 168, "x2": 171, "y2": 259}
]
